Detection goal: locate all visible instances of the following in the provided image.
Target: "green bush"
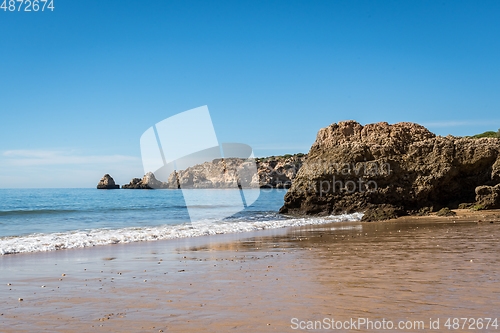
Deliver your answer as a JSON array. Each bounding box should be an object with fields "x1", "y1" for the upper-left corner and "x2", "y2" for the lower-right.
[{"x1": 472, "y1": 131, "x2": 499, "y2": 139}]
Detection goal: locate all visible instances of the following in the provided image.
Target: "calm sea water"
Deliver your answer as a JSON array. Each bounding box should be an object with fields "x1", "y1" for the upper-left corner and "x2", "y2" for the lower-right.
[{"x1": 0, "y1": 188, "x2": 362, "y2": 255}]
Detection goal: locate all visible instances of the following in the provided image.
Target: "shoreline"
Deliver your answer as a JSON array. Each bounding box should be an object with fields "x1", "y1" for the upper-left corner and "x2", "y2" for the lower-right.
[
  {"x1": 1, "y1": 208, "x2": 498, "y2": 257},
  {"x1": 1, "y1": 210, "x2": 500, "y2": 331},
  {"x1": 0, "y1": 211, "x2": 362, "y2": 256},
  {"x1": 1, "y1": 208, "x2": 499, "y2": 257}
]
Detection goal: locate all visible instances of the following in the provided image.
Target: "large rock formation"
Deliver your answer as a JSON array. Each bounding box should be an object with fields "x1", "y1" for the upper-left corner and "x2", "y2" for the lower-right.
[
  {"x1": 97, "y1": 174, "x2": 120, "y2": 189},
  {"x1": 279, "y1": 121, "x2": 500, "y2": 219}
]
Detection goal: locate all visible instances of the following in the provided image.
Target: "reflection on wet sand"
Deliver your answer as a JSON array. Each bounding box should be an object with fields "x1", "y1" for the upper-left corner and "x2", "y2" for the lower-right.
[{"x1": 1, "y1": 210, "x2": 499, "y2": 332}]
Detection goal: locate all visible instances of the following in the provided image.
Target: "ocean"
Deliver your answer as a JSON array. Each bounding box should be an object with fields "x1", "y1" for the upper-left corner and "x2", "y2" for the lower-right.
[{"x1": 0, "y1": 188, "x2": 362, "y2": 255}]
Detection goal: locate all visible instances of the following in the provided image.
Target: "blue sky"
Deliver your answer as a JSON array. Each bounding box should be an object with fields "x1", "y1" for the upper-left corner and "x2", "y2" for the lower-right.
[{"x1": 1, "y1": 0, "x2": 499, "y2": 188}]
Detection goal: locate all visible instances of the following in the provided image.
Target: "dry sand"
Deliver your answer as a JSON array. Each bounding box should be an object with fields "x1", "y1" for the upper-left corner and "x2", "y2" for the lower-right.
[{"x1": 1, "y1": 209, "x2": 500, "y2": 332}]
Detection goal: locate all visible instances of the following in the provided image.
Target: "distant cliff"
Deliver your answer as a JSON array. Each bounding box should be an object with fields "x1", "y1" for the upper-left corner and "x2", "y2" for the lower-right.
[
  {"x1": 106, "y1": 153, "x2": 308, "y2": 190},
  {"x1": 255, "y1": 154, "x2": 307, "y2": 188}
]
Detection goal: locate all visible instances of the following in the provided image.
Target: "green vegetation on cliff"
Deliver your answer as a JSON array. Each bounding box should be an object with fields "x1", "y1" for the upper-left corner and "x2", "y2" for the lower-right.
[
  {"x1": 468, "y1": 129, "x2": 500, "y2": 139},
  {"x1": 255, "y1": 153, "x2": 307, "y2": 163}
]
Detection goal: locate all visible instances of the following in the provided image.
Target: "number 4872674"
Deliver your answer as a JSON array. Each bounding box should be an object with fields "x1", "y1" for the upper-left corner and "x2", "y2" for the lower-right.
[{"x1": 1, "y1": 0, "x2": 54, "y2": 11}]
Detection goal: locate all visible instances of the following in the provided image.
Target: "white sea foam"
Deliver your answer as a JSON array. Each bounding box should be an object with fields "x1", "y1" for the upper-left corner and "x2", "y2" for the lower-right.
[{"x1": 0, "y1": 212, "x2": 363, "y2": 255}]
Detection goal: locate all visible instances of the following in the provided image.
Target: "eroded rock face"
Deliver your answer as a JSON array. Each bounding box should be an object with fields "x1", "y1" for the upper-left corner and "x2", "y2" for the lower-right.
[
  {"x1": 279, "y1": 121, "x2": 500, "y2": 218},
  {"x1": 97, "y1": 174, "x2": 120, "y2": 189},
  {"x1": 167, "y1": 171, "x2": 180, "y2": 189},
  {"x1": 172, "y1": 158, "x2": 257, "y2": 189},
  {"x1": 256, "y1": 155, "x2": 307, "y2": 189}
]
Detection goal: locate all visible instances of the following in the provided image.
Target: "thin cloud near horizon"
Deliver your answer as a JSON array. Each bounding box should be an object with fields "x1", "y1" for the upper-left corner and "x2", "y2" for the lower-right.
[{"x1": 2, "y1": 149, "x2": 140, "y2": 167}]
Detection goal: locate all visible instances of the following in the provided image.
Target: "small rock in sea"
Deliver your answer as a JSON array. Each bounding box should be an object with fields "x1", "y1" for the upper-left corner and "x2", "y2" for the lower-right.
[
  {"x1": 97, "y1": 174, "x2": 120, "y2": 189},
  {"x1": 41, "y1": 285, "x2": 46, "y2": 288},
  {"x1": 18, "y1": 298, "x2": 23, "y2": 301},
  {"x1": 144, "y1": 280, "x2": 147, "y2": 282},
  {"x1": 62, "y1": 274, "x2": 66, "y2": 276},
  {"x1": 7, "y1": 283, "x2": 11, "y2": 286}
]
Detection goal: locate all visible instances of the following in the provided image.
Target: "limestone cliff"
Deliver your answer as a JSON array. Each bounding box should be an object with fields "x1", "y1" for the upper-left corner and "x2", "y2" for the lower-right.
[
  {"x1": 279, "y1": 121, "x2": 500, "y2": 220},
  {"x1": 170, "y1": 155, "x2": 306, "y2": 189},
  {"x1": 256, "y1": 154, "x2": 307, "y2": 188}
]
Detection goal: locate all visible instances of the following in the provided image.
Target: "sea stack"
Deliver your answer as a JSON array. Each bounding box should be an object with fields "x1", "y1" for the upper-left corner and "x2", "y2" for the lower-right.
[
  {"x1": 97, "y1": 174, "x2": 120, "y2": 189},
  {"x1": 279, "y1": 121, "x2": 500, "y2": 220},
  {"x1": 122, "y1": 172, "x2": 169, "y2": 189}
]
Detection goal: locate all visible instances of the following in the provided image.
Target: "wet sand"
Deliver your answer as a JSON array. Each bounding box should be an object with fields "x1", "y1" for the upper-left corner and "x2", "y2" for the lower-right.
[{"x1": 1, "y1": 209, "x2": 500, "y2": 332}]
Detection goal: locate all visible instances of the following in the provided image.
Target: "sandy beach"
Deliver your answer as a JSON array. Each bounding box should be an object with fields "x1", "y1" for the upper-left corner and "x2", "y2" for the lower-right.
[{"x1": 1, "y1": 209, "x2": 500, "y2": 332}]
